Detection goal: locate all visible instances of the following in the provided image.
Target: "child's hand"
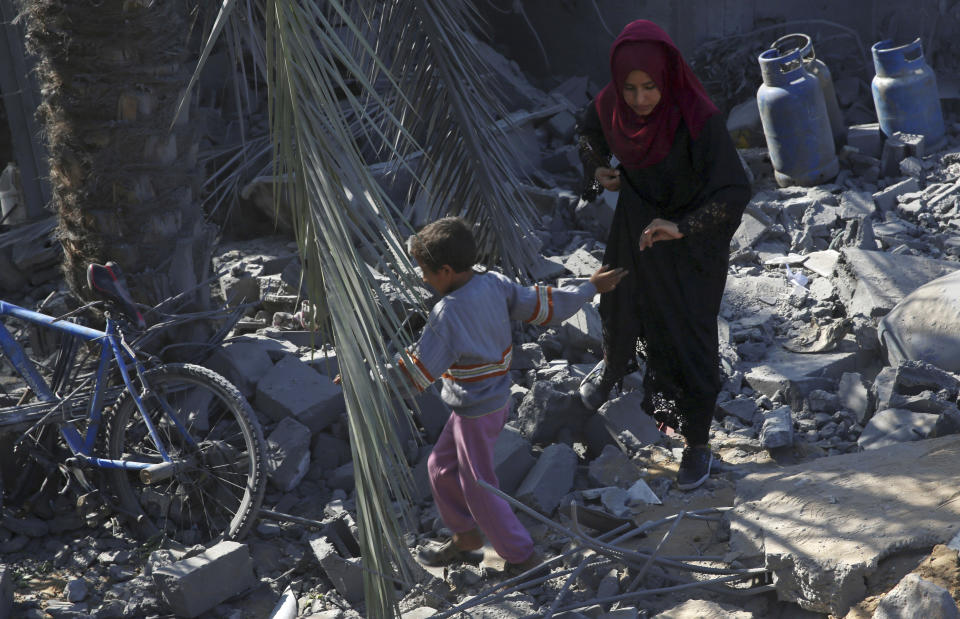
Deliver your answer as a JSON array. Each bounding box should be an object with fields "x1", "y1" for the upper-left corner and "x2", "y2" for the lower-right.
[
  {"x1": 589, "y1": 265, "x2": 628, "y2": 293},
  {"x1": 333, "y1": 373, "x2": 342, "y2": 385}
]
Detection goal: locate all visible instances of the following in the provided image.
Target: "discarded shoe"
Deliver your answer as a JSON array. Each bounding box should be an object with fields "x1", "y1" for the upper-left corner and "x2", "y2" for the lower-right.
[
  {"x1": 417, "y1": 539, "x2": 484, "y2": 567},
  {"x1": 676, "y1": 445, "x2": 713, "y2": 490}
]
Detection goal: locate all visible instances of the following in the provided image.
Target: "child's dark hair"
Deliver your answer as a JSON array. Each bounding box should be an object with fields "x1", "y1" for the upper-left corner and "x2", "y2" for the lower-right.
[{"x1": 408, "y1": 216, "x2": 477, "y2": 273}]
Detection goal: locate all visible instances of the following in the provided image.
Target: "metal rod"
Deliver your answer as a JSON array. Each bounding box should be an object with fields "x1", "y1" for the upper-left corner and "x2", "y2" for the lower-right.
[{"x1": 632, "y1": 510, "x2": 685, "y2": 588}]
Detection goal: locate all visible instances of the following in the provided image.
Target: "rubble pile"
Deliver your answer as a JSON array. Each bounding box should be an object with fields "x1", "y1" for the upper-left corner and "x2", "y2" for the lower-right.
[{"x1": 6, "y1": 32, "x2": 960, "y2": 619}]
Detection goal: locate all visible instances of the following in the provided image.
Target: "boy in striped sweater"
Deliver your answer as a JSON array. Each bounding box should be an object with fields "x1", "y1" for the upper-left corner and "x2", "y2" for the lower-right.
[{"x1": 399, "y1": 217, "x2": 626, "y2": 572}]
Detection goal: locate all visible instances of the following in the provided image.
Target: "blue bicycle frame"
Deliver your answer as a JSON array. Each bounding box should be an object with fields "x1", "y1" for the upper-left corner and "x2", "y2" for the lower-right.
[{"x1": 0, "y1": 300, "x2": 195, "y2": 472}]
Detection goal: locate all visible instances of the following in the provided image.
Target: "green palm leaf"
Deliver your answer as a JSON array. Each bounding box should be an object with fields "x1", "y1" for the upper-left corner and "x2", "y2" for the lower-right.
[{"x1": 193, "y1": 1, "x2": 547, "y2": 614}]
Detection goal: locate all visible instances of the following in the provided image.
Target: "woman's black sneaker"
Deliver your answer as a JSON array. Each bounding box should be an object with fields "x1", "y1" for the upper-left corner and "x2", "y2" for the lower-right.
[
  {"x1": 579, "y1": 361, "x2": 618, "y2": 410},
  {"x1": 676, "y1": 446, "x2": 713, "y2": 490}
]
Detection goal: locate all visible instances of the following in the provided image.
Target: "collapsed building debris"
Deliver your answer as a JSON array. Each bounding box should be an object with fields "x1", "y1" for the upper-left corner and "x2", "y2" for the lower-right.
[{"x1": 5, "y1": 14, "x2": 960, "y2": 619}]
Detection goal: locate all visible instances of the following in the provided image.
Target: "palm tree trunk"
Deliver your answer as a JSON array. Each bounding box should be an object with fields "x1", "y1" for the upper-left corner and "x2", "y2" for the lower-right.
[{"x1": 20, "y1": 0, "x2": 214, "y2": 309}]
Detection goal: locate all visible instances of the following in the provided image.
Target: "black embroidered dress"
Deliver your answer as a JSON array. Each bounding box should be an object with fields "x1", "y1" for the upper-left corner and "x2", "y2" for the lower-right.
[{"x1": 578, "y1": 103, "x2": 752, "y2": 445}]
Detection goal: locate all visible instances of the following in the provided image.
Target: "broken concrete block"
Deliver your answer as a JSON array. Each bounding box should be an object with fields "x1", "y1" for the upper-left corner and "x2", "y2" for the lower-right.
[
  {"x1": 309, "y1": 431, "x2": 350, "y2": 478},
  {"x1": 879, "y1": 136, "x2": 907, "y2": 178},
  {"x1": 717, "y1": 397, "x2": 758, "y2": 423},
  {"x1": 562, "y1": 303, "x2": 602, "y2": 353},
  {"x1": 845, "y1": 123, "x2": 882, "y2": 159},
  {"x1": 255, "y1": 355, "x2": 345, "y2": 430},
  {"x1": 588, "y1": 444, "x2": 641, "y2": 487},
  {"x1": 839, "y1": 248, "x2": 960, "y2": 318},
  {"x1": 575, "y1": 189, "x2": 616, "y2": 240},
  {"x1": 515, "y1": 381, "x2": 585, "y2": 445},
  {"x1": 494, "y1": 424, "x2": 535, "y2": 496},
  {"x1": 893, "y1": 131, "x2": 927, "y2": 159},
  {"x1": 730, "y1": 212, "x2": 769, "y2": 252},
  {"x1": 806, "y1": 389, "x2": 839, "y2": 413},
  {"x1": 858, "y1": 408, "x2": 939, "y2": 450},
  {"x1": 308, "y1": 535, "x2": 364, "y2": 604},
  {"x1": 529, "y1": 254, "x2": 568, "y2": 281},
  {"x1": 895, "y1": 360, "x2": 960, "y2": 397},
  {"x1": 808, "y1": 277, "x2": 835, "y2": 301},
  {"x1": 800, "y1": 202, "x2": 841, "y2": 238},
  {"x1": 872, "y1": 177, "x2": 920, "y2": 212},
  {"x1": 878, "y1": 270, "x2": 960, "y2": 373},
  {"x1": 759, "y1": 405, "x2": 793, "y2": 449},
  {"x1": 597, "y1": 392, "x2": 662, "y2": 447},
  {"x1": 153, "y1": 541, "x2": 256, "y2": 618},
  {"x1": 654, "y1": 599, "x2": 753, "y2": 618},
  {"x1": 266, "y1": 416, "x2": 312, "y2": 492},
  {"x1": 837, "y1": 372, "x2": 870, "y2": 424},
  {"x1": 728, "y1": 434, "x2": 960, "y2": 615},
  {"x1": 874, "y1": 573, "x2": 960, "y2": 619},
  {"x1": 838, "y1": 191, "x2": 876, "y2": 220},
  {"x1": 326, "y1": 461, "x2": 355, "y2": 491},
  {"x1": 744, "y1": 348, "x2": 855, "y2": 407},
  {"x1": 550, "y1": 75, "x2": 589, "y2": 109},
  {"x1": 872, "y1": 366, "x2": 899, "y2": 415},
  {"x1": 541, "y1": 145, "x2": 580, "y2": 176},
  {"x1": 299, "y1": 347, "x2": 339, "y2": 378},
  {"x1": 516, "y1": 442, "x2": 577, "y2": 514},
  {"x1": 563, "y1": 248, "x2": 601, "y2": 278},
  {"x1": 512, "y1": 342, "x2": 546, "y2": 371},
  {"x1": 546, "y1": 110, "x2": 577, "y2": 142},
  {"x1": 519, "y1": 183, "x2": 560, "y2": 215},
  {"x1": 899, "y1": 156, "x2": 924, "y2": 178},
  {"x1": 803, "y1": 249, "x2": 840, "y2": 277},
  {"x1": 206, "y1": 341, "x2": 275, "y2": 398}
]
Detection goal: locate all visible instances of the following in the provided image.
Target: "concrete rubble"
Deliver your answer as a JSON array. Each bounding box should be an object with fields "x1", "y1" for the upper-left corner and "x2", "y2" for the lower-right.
[{"x1": 6, "y1": 18, "x2": 960, "y2": 619}]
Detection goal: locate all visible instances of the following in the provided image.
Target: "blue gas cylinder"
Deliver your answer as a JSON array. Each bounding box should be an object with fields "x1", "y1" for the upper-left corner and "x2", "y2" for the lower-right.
[
  {"x1": 871, "y1": 38, "x2": 945, "y2": 145},
  {"x1": 770, "y1": 33, "x2": 845, "y2": 148},
  {"x1": 757, "y1": 47, "x2": 838, "y2": 187}
]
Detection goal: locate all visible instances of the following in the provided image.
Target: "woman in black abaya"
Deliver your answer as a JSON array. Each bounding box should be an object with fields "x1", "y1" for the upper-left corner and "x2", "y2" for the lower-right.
[{"x1": 577, "y1": 19, "x2": 751, "y2": 489}]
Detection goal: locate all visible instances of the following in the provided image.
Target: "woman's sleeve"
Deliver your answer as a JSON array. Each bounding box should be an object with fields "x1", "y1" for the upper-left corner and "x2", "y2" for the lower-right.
[
  {"x1": 576, "y1": 102, "x2": 611, "y2": 202},
  {"x1": 676, "y1": 114, "x2": 753, "y2": 241}
]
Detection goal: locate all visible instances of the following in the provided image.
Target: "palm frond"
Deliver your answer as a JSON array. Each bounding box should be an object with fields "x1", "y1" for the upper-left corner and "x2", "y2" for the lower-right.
[
  {"x1": 264, "y1": 2, "x2": 427, "y2": 615},
  {"x1": 364, "y1": 0, "x2": 544, "y2": 279}
]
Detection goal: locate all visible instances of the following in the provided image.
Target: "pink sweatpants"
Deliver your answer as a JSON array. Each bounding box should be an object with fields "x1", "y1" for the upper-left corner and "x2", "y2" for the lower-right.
[{"x1": 427, "y1": 402, "x2": 534, "y2": 564}]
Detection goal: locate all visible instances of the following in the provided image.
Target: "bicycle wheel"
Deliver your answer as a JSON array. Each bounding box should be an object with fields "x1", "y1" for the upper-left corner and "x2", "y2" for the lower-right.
[{"x1": 105, "y1": 363, "x2": 266, "y2": 546}]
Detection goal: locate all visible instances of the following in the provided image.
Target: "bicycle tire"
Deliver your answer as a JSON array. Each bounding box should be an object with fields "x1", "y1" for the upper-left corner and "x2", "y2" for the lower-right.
[{"x1": 105, "y1": 363, "x2": 266, "y2": 546}]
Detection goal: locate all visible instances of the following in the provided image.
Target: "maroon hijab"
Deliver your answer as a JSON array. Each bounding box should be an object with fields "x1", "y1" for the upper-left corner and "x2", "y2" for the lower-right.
[{"x1": 594, "y1": 20, "x2": 718, "y2": 169}]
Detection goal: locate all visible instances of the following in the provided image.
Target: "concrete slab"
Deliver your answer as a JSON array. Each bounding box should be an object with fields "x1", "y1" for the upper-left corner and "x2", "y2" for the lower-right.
[
  {"x1": 728, "y1": 435, "x2": 960, "y2": 615},
  {"x1": 744, "y1": 347, "x2": 856, "y2": 406},
  {"x1": 840, "y1": 248, "x2": 960, "y2": 318}
]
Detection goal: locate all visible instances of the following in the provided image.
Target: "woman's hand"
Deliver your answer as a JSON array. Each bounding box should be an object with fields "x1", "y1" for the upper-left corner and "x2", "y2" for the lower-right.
[
  {"x1": 589, "y1": 265, "x2": 628, "y2": 293},
  {"x1": 594, "y1": 166, "x2": 621, "y2": 191},
  {"x1": 639, "y1": 218, "x2": 683, "y2": 250}
]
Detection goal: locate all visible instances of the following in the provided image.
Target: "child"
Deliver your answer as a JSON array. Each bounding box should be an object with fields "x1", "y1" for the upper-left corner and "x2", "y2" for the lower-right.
[{"x1": 395, "y1": 216, "x2": 626, "y2": 571}]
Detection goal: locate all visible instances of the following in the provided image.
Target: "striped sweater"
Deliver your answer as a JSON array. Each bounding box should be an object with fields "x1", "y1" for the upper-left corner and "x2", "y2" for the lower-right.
[{"x1": 394, "y1": 270, "x2": 597, "y2": 418}]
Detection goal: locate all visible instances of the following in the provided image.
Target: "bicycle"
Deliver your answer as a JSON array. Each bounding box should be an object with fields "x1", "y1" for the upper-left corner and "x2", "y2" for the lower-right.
[{"x1": 0, "y1": 262, "x2": 267, "y2": 547}]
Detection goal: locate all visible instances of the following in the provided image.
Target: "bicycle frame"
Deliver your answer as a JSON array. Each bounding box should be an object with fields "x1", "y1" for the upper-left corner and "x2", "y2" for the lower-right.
[{"x1": 0, "y1": 300, "x2": 195, "y2": 472}]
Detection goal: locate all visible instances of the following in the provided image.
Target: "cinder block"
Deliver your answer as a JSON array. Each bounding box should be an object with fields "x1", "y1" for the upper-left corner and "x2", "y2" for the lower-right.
[
  {"x1": 153, "y1": 541, "x2": 256, "y2": 618},
  {"x1": 493, "y1": 424, "x2": 535, "y2": 495},
  {"x1": 266, "y1": 416, "x2": 311, "y2": 492},
  {"x1": 516, "y1": 443, "x2": 577, "y2": 514},
  {"x1": 308, "y1": 535, "x2": 364, "y2": 604},
  {"x1": 846, "y1": 123, "x2": 882, "y2": 159},
  {"x1": 256, "y1": 355, "x2": 345, "y2": 430}
]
